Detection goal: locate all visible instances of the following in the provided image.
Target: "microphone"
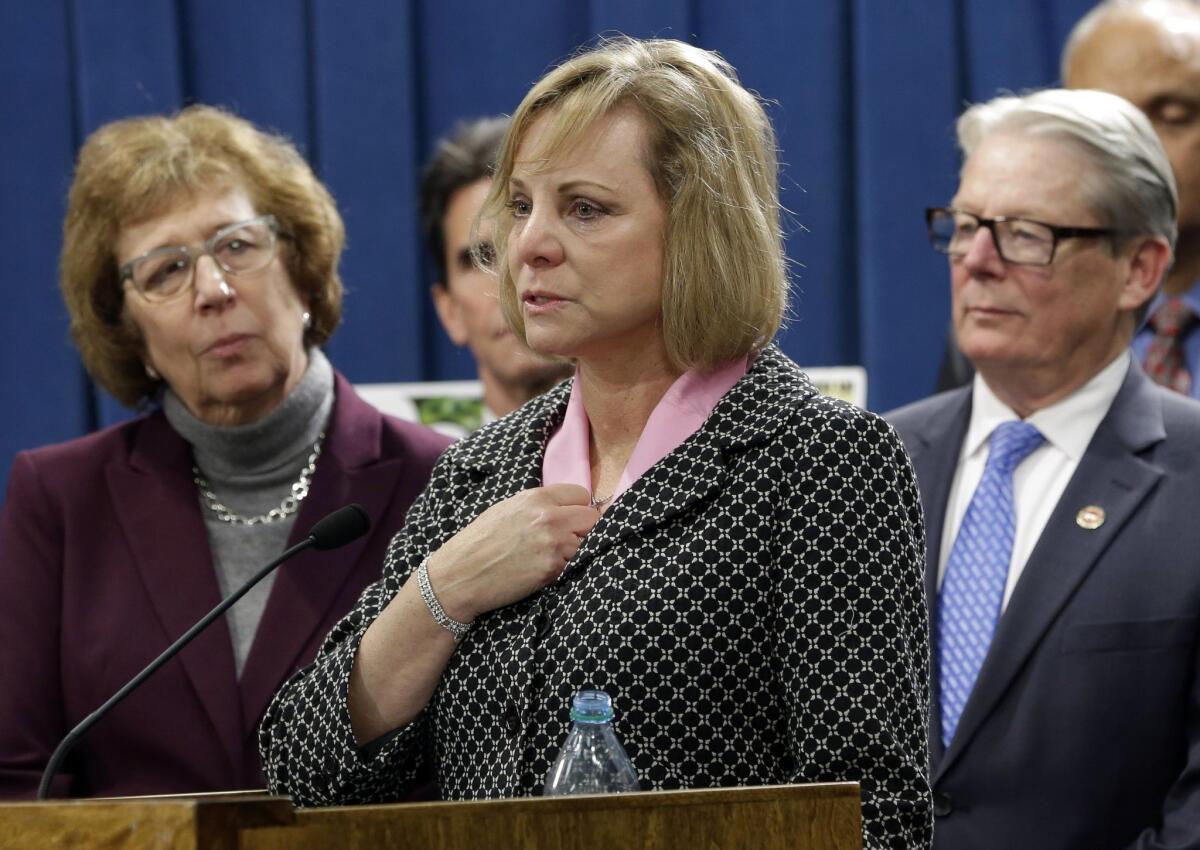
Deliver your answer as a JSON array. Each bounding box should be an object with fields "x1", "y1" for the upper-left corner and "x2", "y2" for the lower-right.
[
  {"x1": 36, "y1": 503, "x2": 371, "y2": 800},
  {"x1": 308, "y1": 502, "x2": 370, "y2": 550}
]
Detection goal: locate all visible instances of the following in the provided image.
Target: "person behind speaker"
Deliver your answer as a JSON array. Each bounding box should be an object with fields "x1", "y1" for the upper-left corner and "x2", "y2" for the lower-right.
[
  {"x1": 1065, "y1": 0, "x2": 1200, "y2": 396},
  {"x1": 939, "y1": 0, "x2": 1200, "y2": 397},
  {"x1": 421, "y1": 116, "x2": 571, "y2": 419},
  {"x1": 0, "y1": 106, "x2": 451, "y2": 798},
  {"x1": 260, "y1": 36, "x2": 932, "y2": 850},
  {"x1": 889, "y1": 88, "x2": 1200, "y2": 848}
]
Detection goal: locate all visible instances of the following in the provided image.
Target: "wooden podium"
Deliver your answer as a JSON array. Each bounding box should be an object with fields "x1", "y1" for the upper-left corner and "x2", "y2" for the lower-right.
[{"x1": 0, "y1": 782, "x2": 861, "y2": 849}]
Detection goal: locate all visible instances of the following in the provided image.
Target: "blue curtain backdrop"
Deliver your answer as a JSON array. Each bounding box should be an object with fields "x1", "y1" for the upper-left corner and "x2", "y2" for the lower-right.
[{"x1": 0, "y1": 0, "x2": 1095, "y2": 499}]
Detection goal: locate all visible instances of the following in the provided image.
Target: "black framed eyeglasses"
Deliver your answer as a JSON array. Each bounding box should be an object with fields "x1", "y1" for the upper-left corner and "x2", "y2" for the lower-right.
[
  {"x1": 925, "y1": 207, "x2": 1129, "y2": 266},
  {"x1": 119, "y1": 214, "x2": 280, "y2": 301}
]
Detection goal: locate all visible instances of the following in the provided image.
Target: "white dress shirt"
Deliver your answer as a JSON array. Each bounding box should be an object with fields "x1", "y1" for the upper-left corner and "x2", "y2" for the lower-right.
[{"x1": 937, "y1": 352, "x2": 1130, "y2": 610}]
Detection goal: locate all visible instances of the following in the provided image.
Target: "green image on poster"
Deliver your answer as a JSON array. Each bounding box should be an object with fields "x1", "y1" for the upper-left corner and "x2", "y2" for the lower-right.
[{"x1": 414, "y1": 396, "x2": 485, "y2": 434}]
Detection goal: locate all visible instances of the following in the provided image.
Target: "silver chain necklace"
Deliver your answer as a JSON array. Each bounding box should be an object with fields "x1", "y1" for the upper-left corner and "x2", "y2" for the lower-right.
[{"x1": 193, "y1": 432, "x2": 325, "y2": 526}]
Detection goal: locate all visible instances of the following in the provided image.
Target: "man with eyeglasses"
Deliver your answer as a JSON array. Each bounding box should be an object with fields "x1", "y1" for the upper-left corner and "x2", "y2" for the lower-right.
[
  {"x1": 887, "y1": 88, "x2": 1200, "y2": 850},
  {"x1": 939, "y1": 0, "x2": 1200, "y2": 396}
]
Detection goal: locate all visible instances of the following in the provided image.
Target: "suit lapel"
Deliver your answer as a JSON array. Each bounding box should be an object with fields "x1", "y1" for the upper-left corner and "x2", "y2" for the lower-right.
[
  {"x1": 566, "y1": 437, "x2": 730, "y2": 577},
  {"x1": 237, "y1": 376, "x2": 404, "y2": 737},
  {"x1": 106, "y1": 414, "x2": 243, "y2": 777},
  {"x1": 935, "y1": 365, "x2": 1166, "y2": 780},
  {"x1": 564, "y1": 346, "x2": 813, "y2": 579},
  {"x1": 894, "y1": 389, "x2": 972, "y2": 769},
  {"x1": 900, "y1": 390, "x2": 972, "y2": 604},
  {"x1": 458, "y1": 347, "x2": 813, "y2": 589}
]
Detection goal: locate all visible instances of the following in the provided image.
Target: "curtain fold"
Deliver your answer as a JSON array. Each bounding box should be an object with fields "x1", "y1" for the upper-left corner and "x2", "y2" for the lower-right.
[{"x1": 0, "y1": 0, "x2": 1097, "y2": 500}]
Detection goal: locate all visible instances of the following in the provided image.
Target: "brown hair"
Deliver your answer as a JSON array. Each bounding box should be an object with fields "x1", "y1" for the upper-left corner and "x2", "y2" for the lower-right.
[
  {"x1": 482, "y1": 36, "x2": 788, "y2": 370},
  {"x1": 61, "y1": 104, "x2": 345, "y2": 406}
]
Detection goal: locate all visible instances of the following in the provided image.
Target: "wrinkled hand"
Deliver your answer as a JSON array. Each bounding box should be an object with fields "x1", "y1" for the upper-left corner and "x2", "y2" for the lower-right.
[{"x1": 427, "y1": 484, "x2": 598, "y2": 622}]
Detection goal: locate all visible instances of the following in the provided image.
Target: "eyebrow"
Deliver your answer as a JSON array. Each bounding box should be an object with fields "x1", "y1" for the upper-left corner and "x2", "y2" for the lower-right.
[
  {"x1": 136, "y1": 218, "x2": 255, "y2": 258},
  {"x1": 1148, "y1": 93, "x2": 1200, "y2": 107},
  {"x1": 508, "y1": 175, "x2": 616, "y2": 194},
  {"x1": 951, "y1": 205, "x2": 1050, "y2": 221}
]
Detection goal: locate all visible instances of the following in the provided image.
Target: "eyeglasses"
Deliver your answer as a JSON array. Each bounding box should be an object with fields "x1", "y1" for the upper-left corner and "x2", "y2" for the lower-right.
[
  {"x1": 925, "y1": 207, "x2": 1129, "y2": 266},
  {"x1": 119, "y1": 215, "x2": 280, "y2": 301}
]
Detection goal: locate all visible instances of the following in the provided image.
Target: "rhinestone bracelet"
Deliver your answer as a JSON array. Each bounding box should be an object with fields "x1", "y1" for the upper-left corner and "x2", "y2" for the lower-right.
[{"x1": 416, "y1": 557, "x2": 473, "y2": 643}]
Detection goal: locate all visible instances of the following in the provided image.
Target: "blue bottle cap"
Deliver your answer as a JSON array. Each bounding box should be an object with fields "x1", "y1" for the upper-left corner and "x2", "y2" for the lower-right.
[{"x1": 570, "y1": 690, "x2": 614, "y2": 723}]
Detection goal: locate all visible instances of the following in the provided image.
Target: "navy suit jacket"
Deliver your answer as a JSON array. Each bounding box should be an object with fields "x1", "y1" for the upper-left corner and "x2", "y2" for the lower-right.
[
  {"x1": 0, "y1": 373, "x2": 451, "y2": 799},
  {"x1": 887, "y1": 361, "x2": 1200, "y2": 850}
]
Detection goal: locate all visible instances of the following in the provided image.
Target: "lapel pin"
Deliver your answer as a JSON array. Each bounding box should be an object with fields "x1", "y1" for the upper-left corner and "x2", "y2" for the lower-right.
[{"x1": 1076, "y1": 505, "x2": 1105, "y2": 530}]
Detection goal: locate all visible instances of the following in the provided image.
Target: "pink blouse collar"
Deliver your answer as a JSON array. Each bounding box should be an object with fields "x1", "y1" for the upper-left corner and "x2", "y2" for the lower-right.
[{"x1": 542, "y1": 356, "x2": 749, "y2": 504}]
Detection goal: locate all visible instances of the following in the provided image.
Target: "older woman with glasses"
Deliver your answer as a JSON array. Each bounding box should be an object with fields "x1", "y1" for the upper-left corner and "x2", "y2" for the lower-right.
[
  {"x1": 0, "y1": 106, "x2": 452, "y2": 799},
  {"x1": 260, "y1": 37, "x2": 932, "y2": 849}
]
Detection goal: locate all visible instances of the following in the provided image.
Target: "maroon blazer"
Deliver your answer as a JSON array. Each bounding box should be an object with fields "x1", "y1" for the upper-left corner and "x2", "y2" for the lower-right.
[{"x1": 0, "y1": 373, "x2": 451, "y2": 799}]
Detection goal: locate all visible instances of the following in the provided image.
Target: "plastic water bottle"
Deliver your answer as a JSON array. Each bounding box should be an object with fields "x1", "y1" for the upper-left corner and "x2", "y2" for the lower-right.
[{"x1": 543, "y1": 690, "x2": 640, "y2": 796}]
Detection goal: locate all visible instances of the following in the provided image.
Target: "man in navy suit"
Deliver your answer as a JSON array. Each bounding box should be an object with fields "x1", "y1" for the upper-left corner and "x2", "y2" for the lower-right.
[{"x1": 888, "y1": 87, "x2": 1200, "y2": 849}]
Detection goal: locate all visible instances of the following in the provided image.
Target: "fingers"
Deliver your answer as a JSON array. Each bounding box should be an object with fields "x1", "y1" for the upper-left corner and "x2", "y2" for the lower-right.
[
  {"x1": 429, "y1": 485, "x2": 608, "y2": 619},
  {"x1": 540, "y1": 483, "x2": 592, "y2": 506},
  {"x1": 525, "y1": 495, "x2": 599, "y2": 545},
  {"x1": 560, "y1": 505, "x2": 602, "y2": 537}
]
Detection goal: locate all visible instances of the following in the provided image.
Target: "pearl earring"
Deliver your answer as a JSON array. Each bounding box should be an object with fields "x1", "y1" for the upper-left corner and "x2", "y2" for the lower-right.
[
  {"x1": 144, "y1": 363, "x2": 160, "y2": 381},
  {"x1": 302, "y1": 311, "x2": 312, "y2": 330}
]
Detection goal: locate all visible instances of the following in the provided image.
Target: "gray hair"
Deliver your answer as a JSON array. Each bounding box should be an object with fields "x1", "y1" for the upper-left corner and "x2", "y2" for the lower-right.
[{"x1": 957, "y1": 87, "x2": 1178, "y2": 252}]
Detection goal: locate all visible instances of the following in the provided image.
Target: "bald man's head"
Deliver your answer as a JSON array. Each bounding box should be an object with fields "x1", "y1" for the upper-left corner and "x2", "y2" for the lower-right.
[{"x1": 1064, "y1": 1, "x2": 1200, "y2": 240}]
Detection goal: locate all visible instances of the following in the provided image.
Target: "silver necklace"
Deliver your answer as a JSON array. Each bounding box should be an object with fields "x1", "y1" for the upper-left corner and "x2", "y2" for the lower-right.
[
  {"x1": 193, "y1": 432, "x2": 325, "y2": 526},
  {"x1": 590, "y1": 492, "x2": 613, "y2": 510}
]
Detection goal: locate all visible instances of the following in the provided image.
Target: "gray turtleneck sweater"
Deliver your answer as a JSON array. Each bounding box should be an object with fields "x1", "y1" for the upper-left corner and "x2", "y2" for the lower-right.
[{"x1": 163, "y1": 349, "x2": 334, "y2": 677}]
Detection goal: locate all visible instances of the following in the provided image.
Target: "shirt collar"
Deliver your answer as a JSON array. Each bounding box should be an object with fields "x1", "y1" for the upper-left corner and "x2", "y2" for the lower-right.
[
  {"x1": 964, "y1": 350, "x2": 1130, "y2": 463},
  {"x1": 542, "y1": 356, "x2": 749, "y2": 501}
]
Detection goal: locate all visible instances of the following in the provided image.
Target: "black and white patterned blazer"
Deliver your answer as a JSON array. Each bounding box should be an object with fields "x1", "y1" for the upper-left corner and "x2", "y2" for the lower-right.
[{"x1": 259, "y1": 345, "x2": 933, "y2": 850}]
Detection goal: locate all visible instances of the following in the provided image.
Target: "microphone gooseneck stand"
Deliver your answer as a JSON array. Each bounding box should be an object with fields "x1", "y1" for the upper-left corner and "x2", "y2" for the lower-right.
[{"x1": 36, "y1": 503, "x2": 370, "y2": 800}]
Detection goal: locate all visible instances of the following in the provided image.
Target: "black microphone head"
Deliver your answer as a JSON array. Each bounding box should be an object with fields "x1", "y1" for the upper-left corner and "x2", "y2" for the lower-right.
[{"x1": 308, "y1": 504, "x2": 371, "y2": 550}]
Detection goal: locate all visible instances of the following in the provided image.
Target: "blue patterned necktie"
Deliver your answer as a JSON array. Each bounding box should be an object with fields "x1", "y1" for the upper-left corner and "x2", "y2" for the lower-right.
[{"x1": 938, "y1": 420, "x2": 1045, "y2": 747}]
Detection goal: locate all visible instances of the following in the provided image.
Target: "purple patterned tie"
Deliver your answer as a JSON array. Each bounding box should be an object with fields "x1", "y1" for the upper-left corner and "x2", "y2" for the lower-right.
[
  {"x1": 938, "y1": 420, "x2": 1045, "y2": 747},
  {"x1": 1143, "y1": 297, "x2": 1196, "y2": 395}
]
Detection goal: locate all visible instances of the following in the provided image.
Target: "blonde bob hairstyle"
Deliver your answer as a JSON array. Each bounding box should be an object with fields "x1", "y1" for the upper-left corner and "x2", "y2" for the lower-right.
[
  {"x1": 61, "y1": 105, "x2": 345, "y2": 407},
  {"x1": 482, "y1": 36, "x2": 788, "y2": 370}
]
